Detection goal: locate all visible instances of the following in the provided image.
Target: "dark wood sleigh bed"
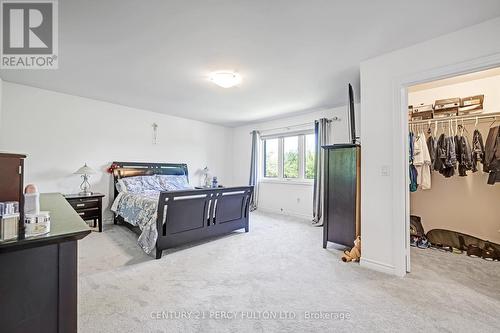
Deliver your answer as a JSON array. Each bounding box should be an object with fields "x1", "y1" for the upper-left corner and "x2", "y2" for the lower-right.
[{"x1": 112, "y1": 162, "x2": 253, "y2": 259}]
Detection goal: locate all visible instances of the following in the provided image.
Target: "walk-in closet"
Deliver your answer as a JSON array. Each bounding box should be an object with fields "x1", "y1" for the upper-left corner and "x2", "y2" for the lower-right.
[{"x1": 407, "y1": 67, "x2": 500, "y2": 272}]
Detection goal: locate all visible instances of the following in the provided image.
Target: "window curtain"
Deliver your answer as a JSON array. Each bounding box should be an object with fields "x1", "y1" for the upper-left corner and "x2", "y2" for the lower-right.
[
  {"x1": 249, "y1": 130, "x2": 260, "y2": 211},
  {"x1": 312, "y1": 118, "x2": 331, "y2": 225}
]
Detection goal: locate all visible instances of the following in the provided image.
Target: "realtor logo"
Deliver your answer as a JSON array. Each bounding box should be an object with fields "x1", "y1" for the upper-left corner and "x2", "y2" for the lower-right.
[{"x1": 1, "y1": 0, "x2": 58, "y2": 69}]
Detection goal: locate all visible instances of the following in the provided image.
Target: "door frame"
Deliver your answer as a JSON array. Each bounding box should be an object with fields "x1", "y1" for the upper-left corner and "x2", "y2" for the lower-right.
[{"x1": 391, "y1": 53, "x2": 500, "y2": 276}]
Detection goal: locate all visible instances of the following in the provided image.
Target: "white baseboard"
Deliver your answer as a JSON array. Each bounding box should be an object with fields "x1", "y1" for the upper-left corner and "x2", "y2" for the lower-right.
[
  {"x1": 360, "y1": 257, "x2": 400, "y2": 276},
  {"x1": 256, "y1": 207, "x2": 312, "y2": 220}
]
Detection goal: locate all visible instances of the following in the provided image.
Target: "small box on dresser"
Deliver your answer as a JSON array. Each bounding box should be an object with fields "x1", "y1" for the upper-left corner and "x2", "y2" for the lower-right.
[{"x1": 64, "y1": 193, "x2": 104, "y2": 232}]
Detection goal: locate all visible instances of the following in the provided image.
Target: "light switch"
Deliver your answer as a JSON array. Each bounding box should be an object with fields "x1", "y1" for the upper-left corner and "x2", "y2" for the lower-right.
[{"x1": 381, "y1": 165, "x2": 390, "y2": 176}]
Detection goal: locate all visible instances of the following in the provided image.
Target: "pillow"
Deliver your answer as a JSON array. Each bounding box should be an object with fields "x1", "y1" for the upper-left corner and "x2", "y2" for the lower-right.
[
  {"x1": 118, "y1": 175, "x2": 162, "y2": 193},
  {"x1": 116, "y1": 179, "x2": 127, "y2": 193},
  {"x1": 141, "y1": 175, "x2": 163, "y2": 190},
  {"x1": 157, "y1": 174, "x2": 191, "y2": 191}
]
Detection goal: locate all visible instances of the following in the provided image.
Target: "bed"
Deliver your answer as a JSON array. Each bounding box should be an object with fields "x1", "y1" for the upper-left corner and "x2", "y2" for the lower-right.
[{"x1": 110, "y1": 162, "x2": 253, "y2": 259}]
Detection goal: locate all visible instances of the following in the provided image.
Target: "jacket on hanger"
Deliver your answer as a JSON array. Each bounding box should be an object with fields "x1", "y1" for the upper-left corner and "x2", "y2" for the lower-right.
[
  {"x1": 435, "y1": 133, "x2": 456, "y2": 178},
  {"x1": 434, "y1": 134, "x2": 445, "y2": 172},
  {"x1": 471, "y1": 129, "x2": 485, "y2": 172},
  {"x1": 464, "y1": 135, "x2": 473, "y2": 170},
  {"x1": 446, "y1": 136, "x2": 457, "y2": 170},
  {"x1": 484, "y1": 126, "x2": 500, "y2": 184},
  {"x1": 457, "y1": 135, "x2": 473, "y2": 177},
  {"x1": 427, "y1": 135, "x2": 436, "y2": 171}
]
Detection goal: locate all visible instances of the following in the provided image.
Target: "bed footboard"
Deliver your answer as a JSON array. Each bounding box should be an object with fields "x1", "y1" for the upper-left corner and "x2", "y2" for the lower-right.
[{"x1": 155, "y1": 186, "x2": 253, "y2": 259}]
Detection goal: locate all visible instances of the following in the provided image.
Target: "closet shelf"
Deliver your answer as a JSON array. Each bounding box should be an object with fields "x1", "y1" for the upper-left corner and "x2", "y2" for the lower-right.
[{"x1": 409, "y1": 111, "x2": 500, "y2": 125}]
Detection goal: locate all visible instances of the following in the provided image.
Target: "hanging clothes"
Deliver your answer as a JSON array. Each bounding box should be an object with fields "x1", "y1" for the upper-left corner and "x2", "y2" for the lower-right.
[
  {"x1": 427, "y1": 135, "x2": 436, "y2": 171},
  {"x1": 446, "y1": 135, "x2": 457, "y2": 176},
  {"x1": 471, "y1": 129, "x2": 485, "y2": 172},
  {"x1": 455, "y1": 134, "x2": 463, "y2": 176},
  {"x1": 434, "y1": 133, "x2": 446, "y2": 172},
  {"x1": 449, "y1": 136, "x2": 457, "y2": 170},
  {"x1": 484, "y1": 125, "x2": 500, "y2": 185},
  {"x1": 456, "y1": 134, "x2": 473, "y2": 177},
  {"x1": 435, "y1": 133, "x2": 456, "y2": 178},
  {"x1": 413, "y1": 131, "x2": 431, "y2": 189},
  {"x1": 409, "y1": 132, "x2": 418, "y2": 192}
]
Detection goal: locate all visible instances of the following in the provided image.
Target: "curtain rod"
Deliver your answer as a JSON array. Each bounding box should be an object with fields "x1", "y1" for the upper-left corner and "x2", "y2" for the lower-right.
[
  {"x1": 408, "y1": 111, "x2": 500, "y2": 125},
  {"x1": 249, "y1": 116, "x2": 340, "y2": 135}
]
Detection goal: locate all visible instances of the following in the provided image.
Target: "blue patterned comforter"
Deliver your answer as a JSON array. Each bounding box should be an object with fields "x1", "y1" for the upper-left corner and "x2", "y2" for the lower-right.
[
  {"x1": 111, "y1": 191, "x2": 160, "y2": 253},
  {"x1": 110, "y1": 175, "x2": 192, "y2": 254}
]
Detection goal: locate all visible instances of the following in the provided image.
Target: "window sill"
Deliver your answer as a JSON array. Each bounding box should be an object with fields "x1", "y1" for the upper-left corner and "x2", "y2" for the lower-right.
[{"x1": 259, "y1": 178, "x2": 314, "y2": 186}]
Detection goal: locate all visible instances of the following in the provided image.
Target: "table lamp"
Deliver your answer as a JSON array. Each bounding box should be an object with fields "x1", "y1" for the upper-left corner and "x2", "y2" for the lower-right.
[
  {"x1": 74, "y1": 163, "x2": 96, "y2": 196},
  {"x1": 202, "y1": 166, "x2": 210, "y2": 187}
]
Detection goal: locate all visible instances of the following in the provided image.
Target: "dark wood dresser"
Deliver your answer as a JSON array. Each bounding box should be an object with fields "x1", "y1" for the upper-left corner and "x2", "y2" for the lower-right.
[
  {"x1": 0, "y1": 193, "x2": 90, "y2": 333},
  {"x1": 322, "y1": 144, "x2": 361, "y2": 248},
  {"x1": 64, "y1": 193, "x2": 104, "y2": 232},
  {"x1": 0, "y1": 153, "x2": 26, "y2": 235}
]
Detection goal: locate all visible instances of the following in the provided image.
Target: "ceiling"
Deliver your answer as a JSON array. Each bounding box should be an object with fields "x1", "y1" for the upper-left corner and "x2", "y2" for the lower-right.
[{"x1": 2, "y1": 0, "x2": 500, "y2": 127}]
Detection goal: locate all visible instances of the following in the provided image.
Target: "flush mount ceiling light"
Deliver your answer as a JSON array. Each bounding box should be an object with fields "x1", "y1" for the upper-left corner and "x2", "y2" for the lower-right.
[{"x1": 208, "y1": 71, "x2": 242, "y2": 88}]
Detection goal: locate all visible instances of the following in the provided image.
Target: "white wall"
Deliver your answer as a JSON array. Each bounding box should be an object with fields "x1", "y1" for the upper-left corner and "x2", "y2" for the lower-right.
[
  {"x1": 409, "y1": 74, "x2": 500, "y2": 112},
  {"x1": 231, "y1": 104, "x2": 360, "y2": 218},
  {"x1": 408, "y1": 74, "x2": 500, "y2": 244},
  {"x1": 0, "y1": 82, "x2": 233, "y2": 221},
  {"x1": 360, "y1": 17, "x2": 500, "y2": 276}
]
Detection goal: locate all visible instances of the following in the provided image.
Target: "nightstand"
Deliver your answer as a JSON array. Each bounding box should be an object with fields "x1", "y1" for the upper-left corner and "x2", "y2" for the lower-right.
[{"x1": 64, "y1": 193, "x2": 104, "y2": 232}]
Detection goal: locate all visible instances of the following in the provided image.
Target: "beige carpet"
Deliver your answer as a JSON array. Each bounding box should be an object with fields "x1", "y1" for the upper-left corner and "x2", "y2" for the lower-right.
[{"x1": 78, "y1": 212, "x2": 500, "y2": 332}]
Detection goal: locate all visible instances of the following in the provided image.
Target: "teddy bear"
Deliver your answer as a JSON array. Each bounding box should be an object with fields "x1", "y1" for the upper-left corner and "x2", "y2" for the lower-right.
[{"x1": 342, "y1": 236, "x2": 361, "y2": 262}]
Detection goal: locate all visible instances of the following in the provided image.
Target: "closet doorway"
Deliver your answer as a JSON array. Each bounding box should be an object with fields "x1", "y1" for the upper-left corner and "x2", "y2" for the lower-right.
[{"x1": 406, "y1": 67, "x2": 500, "y2": 275}]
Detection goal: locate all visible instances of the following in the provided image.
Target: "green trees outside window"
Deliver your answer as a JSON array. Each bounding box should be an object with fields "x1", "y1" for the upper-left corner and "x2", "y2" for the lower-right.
[
  {"x1": 283, "y1": 136, "x2": 298, "y2": 178},
  {"x1": 262, "y1": 133, "x2": 315, "y2": 181},
  {"x1": 305, "y1": 134, "x2": 315, "y2": 179},
  {"x1": 264, "y1": 138, "x2": 278, "y2": 177}
]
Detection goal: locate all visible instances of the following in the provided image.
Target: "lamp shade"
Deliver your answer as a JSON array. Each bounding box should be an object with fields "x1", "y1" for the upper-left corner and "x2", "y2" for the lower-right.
[{"x1": 74, "y1": 163, "x2": 96, "y2": 175}]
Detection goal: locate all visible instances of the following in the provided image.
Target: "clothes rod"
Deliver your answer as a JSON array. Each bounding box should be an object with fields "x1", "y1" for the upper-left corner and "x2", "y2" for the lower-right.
[
  {"x1": 408, "y1": 111, "x2": 500, "y2": 125},
  {"x1": 250, "y1": 116, "x2": 340, "y2": 135}
]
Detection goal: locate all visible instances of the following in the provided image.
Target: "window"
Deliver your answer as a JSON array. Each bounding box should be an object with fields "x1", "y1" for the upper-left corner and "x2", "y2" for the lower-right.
[
  {"x1": 305, "y1": 134, "x2": 315, "y2": 179},
  {"x1": 264, "y1": 138, "x2": 279, "y2": 177},
  {"x1": 261, "y1": 131, "x2": 315, "y2": 182},
  {"x1": 283, "y1": 136, "x2": 299, "y2": 178}
]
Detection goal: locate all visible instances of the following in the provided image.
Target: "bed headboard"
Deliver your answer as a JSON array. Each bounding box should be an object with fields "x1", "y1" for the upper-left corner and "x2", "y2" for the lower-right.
[{"x1": 112, "y1": 161, "x2": 189, "y2": 198}]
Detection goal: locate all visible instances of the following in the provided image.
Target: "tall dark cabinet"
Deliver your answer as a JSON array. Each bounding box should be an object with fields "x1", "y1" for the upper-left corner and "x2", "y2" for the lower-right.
[
  {"x1": 322, "y1": 144, "x2": 361, "y2": 248},
  {"x1": 0, "y1": 153, "x2": 26, "y2": 202}
]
